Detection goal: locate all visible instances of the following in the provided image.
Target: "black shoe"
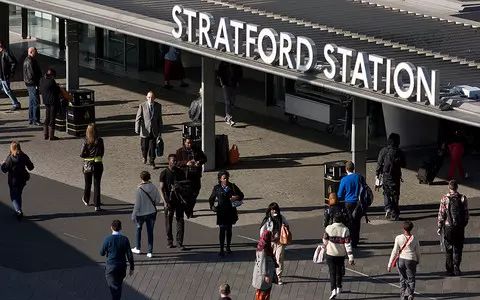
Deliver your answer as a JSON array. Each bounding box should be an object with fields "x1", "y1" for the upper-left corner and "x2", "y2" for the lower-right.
[
  {"x1": 94, "y1": 207, "x2": 103, "y2": 212},
  {"x1": 10, "y1": 106, "x2": 19, "y2": 111},
  {"x1": 453, "y1": 267, "x2": 461, "y2": 276},
  {"x1": 218, "y1": 250, "x2": 225, "y2": 256},
  {"x1": 28, "y1": 120, "x2": 33, "y2": 125},
  {"x1": 226, "y1": 248, "x2": 233, "y2": 255},
  {"x1": 33, "y1": 121, "x2": 42, "y2": 126},
  {"x1": 446, "y1": 270, "x2": 454, "y2": 276},
  {"x1": 16, "y1": 210, "x2": 23, "y2": 220}
]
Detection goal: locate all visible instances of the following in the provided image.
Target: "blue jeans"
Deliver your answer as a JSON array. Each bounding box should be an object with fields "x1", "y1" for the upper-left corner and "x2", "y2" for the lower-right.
[
  {"x1": 1, "y1": 79, "x2": 20, "y2": 107},
  {"x1": 135, "y1": 213, "x2": 156, "y2": 253},
  {"x1": 9, "y1": 184, "x2": 25, "y2": 212},
  {"x1": 27, "y1": 86, "x2": 40, "y2": 122}
]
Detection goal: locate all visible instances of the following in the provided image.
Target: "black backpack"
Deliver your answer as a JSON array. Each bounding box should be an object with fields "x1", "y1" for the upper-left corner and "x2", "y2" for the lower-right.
[
  {"x1": 447, "y1": 194, "x2": 466, "y2": 228},
  {"x1": 383, "y1": 147, "x2": 401, "y2": 176},
  {"x1": 171, "y1": 180, "x2": 196, "y2": 206}
]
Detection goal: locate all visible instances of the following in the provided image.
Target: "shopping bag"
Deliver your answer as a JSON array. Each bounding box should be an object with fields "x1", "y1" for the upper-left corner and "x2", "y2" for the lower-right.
[
  {"x1": 313, "y1": 245, "x2": 326, "y2": 264},
  {"x1": 229, "y1": 144, "x2": 240, "y2": 165},
  {"x1": 279, "y1": 224, "x2": 292, "y2": 245}
]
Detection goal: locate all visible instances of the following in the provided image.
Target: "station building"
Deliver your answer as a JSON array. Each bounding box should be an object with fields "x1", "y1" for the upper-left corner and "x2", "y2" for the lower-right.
[{"x1": 3, "y1": 0, "x2": 480, "y2": 175}]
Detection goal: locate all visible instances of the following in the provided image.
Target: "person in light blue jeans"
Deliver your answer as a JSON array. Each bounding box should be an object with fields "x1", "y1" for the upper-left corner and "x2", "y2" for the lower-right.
[
  {"x1": 131, "y1": 171, "x2": 161, "y2": 258},
  {"x1": 0, "y1": 40, "x2": 21, "y2": 110}
]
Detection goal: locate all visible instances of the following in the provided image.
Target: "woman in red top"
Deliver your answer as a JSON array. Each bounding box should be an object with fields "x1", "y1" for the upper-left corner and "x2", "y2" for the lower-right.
[{"x1": 446, "y1": 131, "x2": 467, "y2": 181}]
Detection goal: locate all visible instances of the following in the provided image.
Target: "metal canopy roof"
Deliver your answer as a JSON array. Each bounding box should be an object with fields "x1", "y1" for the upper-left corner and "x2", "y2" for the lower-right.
[{"x1": 6, "y1": 0, "x2": 480, "y2": 128}]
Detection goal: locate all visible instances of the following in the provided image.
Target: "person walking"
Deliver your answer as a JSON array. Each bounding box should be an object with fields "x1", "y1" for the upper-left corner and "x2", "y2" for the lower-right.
[
  {"x1": 218, "y1": 61, "x2": 243, "y2": 126},
  {"x1": 163, "y1": 46, "x2": 188, "y2": 89},
  {"x1": 376, "y1": 133, "x2": 406, "y2": 221},
  {"x1": 1, "y1": 141, "x2": 34, "y2": 220},
  {"x1": 131, "y1": 171, "x2": 161, "y2": 258},
  {"x1": 159, "y1": 154, "x2": 187, "y2": 250},
  {"x1": 445, "y1": 130, "x2": 468, "y2": 181},
  {"x1": 259, "y1": 202, "x2": 289, "y2": 285},
  {"x1": 252, "y1": 230, "x2": 278, "y2": 300},
  {"x1": 39, "y1": 68, "x2": 61, "y2": 140},
  {"x1": 135, "y1": 91, "x2": 163, "y2": 169},
  {"x1": 437, "y1": 180, "x2": 469, "y2": 276},
  {"x1": 176, "y1": 136, "x2": 208, "y2": 218},
  {"x1": 337, "y1": 161, "x2": 362, "y2": 247},
  {"x1": 387, "y1": 221, "x2": 421, "y2": 300},
  {"x1": 323, "y1": 213, "x2": 355, "y2": 299},
  {"x1": 324, "y1": 193, "x2": 350, "y2": 228},
  {"x1": 209, "y1": 170, "x2": 244, "y2": 256},
  {"x1": 100, "y1": 220, "x2": 135, "y2": 300},
  {"x1": 80, "y1": 123, "x2": 105, "y2": 211},
  {"x1": 0, "y1": 40, "x2": 21, "y2": 111},
  {"x1": 23, "y1": 47, "x2": 42, "y2": 126}
]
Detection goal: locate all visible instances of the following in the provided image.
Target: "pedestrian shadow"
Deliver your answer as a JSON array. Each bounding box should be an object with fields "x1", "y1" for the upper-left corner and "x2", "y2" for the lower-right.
[{"x1": 0, "y1": 126, "x2": 43, "y2": 133}]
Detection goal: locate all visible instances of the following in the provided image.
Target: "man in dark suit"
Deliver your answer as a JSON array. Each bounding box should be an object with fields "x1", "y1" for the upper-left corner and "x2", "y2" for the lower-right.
[
  {"x1": 135, "y1": 91, "x2": 163, "y2": 169},
  {"x1": 176, "y1": 136, "x2": 207, "y2": 218},
  {"x1": 100, "y1": 220, "x2": 134, "y2": 300}
]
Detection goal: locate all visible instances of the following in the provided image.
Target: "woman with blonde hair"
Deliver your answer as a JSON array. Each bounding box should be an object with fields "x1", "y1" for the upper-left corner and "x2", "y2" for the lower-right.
[
  {"x1": 1, "y1": 141, "x2": 34, "y2": 220},
  {"x1": 80, "y1": 123, "x2": 105, "y2": 211}
]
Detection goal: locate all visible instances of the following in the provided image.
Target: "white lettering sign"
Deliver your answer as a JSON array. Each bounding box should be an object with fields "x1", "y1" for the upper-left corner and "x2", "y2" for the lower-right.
[{"x1": 172, "y1": 5, "x2": 440, "y2": 105}]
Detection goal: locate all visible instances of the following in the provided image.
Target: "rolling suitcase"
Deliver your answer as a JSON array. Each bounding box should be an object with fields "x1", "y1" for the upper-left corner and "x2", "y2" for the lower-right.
[{"x1": 417, "y1": 151, "x2": 444, "y2": 184}]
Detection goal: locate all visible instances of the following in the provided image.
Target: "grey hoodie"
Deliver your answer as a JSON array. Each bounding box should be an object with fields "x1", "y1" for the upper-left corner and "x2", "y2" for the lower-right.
[{"x1": 132, "y1": 182, "x2": 161, "y2": 219}]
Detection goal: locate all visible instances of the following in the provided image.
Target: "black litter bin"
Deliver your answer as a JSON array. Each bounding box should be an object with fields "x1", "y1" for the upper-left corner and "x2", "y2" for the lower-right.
[
  {"x1": 55, "y1": 107, "x2": 66, "y2": 132},
  {"x1": 324, "y1": 160, "x2": 347, "y2": 205},
  {"x1": 66, "y1": 89, "x2": 95, "y2": 137},
  {"x1": 182, "y1": 121, "x2": 202, "y2": 148}
]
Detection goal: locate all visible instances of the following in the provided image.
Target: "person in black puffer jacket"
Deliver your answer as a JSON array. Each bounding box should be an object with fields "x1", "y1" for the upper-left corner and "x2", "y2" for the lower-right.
[
  {"x1": 1, "y1": 141, "x2": 34, "y2": 220},
  {"x1": 209, "y1": 170, "x2": 244, "y2": 256},
  {"x1": 80, "y1": 123, "x2": 105, "y2": 211},
  {"x1": 324, "y1": 193, "x2": 351, "y2": 228}
]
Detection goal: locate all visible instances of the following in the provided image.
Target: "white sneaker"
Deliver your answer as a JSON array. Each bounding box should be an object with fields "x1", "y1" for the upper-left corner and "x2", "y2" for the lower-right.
[
  {"x1": 131, "y1": 247, "x2": 141, "y2": 254},
  {"x1": 229, "y1": 120, "x2": 235, "y2": 127},
  {"x1": 146, "y1": 253, "x2": 152, "y2": 258},
  {"x1": 336, "y1": 287, "x2": 342, "y2": 295},
  {"x1": 329, "y1": 289, "x2": 337, "y2": 299}
]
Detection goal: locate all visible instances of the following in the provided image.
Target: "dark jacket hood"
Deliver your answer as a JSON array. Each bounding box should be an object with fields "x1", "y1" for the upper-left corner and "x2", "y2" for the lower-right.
[{"x1": 387, "y1": 133, "x2": 400, "y2": 148}]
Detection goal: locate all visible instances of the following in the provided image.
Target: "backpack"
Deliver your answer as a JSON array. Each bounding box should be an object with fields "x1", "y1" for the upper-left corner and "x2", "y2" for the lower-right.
[
  {"x1": 171, "y1": 180, "x2": 196, "y2": 206},
  {"x1": 359, "y1": 177, "x2": 374, "y2": 209},
  {"x1": 447, "y1": 194, "x2": 466, "y2": 228},
  {"x1": 382, "y1": 147, "x2": 402, "y2": 176},
  {"x1": 188, "y1": 98, "x2": 202, "y2": 121}
]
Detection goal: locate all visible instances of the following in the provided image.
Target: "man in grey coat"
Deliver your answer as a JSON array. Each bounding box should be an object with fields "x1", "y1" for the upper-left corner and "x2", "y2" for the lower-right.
[{"x1": 135, "y1": 91, "x2": 163, "y2": 169}]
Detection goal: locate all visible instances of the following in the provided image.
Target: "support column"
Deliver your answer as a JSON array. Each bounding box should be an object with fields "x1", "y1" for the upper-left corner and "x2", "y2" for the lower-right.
[
  {"x1": 94, "y1": 27, "x2": 104, "y2": 59},
  {"x1": 202, "y1": 57, "x2": 216, "y2": 171},
  {"x1": 0, "y1": 3, "x2": 9, "y2": 46},
  {"x1": 21, "y1": 8, "x2": 28, "y2": 39},
  {"x1": 58, "y1": 18, "x2": 66, "y2": 50},
  {"x1": 66, "y1": 20, "x2": 79, "y2": 90},
  {"x1": 351, "y1": 97, "x2": 368, "y2": 178},
  {"x1": 265, "y1": 73, "x2": 275, "y2": 107}
]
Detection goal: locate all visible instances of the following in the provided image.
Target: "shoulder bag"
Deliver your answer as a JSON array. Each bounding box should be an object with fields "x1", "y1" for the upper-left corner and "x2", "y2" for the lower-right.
[
  {"x1": 313, "y1": 245, "x2": 326, "y2": 264},
  {"x1": 83, "y1": 144, "x2": 99, "y2": 174},
  {"x1": 139, "y1": 186, "x2": 158, "y2": 214},
  {"x1": 280, "y1": 223, "x2": 293, "y2": 245},
  {"x1": 392, "y1": 235, "x2": 412, "y2": 267},
  {"x1": 231, "y1": 183, "x2": 243, "y2": 207}
]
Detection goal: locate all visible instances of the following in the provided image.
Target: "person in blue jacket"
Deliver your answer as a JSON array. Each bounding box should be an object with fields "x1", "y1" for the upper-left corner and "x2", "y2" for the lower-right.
[{"x1": 337, "y1": 161, "x2": 362, "y2": 248}]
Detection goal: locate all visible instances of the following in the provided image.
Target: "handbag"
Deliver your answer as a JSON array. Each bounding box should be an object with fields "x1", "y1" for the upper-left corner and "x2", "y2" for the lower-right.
[
  {"x1": 139, "y1": 186, "x2": 158, "y2": 214},
  {"x1": 230, "y1": 183, "x2": 243, "y2": 207},
  {"x1": 313, "y1": 245, "x2": 326, "y2": 264},
  {"x1": 229, "y1": 144, "x2": 240, "y2": 165},
  {"x1": 392, "y1": 235, "x2": 413, "y2": 267},
  {"x1": 279, "y1": 224, "x2": 292, "y2": 245},
  {"x1": 83, "y1": 144, "x2": 99, "y2": 174}
]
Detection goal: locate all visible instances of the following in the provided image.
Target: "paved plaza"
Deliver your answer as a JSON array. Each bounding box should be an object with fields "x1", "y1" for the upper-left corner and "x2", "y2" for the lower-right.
[{"x1": 1, "y1": 35, "x2": 480, "y2": 299}]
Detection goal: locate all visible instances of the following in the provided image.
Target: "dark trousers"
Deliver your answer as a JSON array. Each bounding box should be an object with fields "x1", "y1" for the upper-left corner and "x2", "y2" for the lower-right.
[
  {"x1": 165, "y1": 203, "x2": 185, "y2": 245},
  {"x1": 27, "y1": 86, "x2": 40, "y2": 123},
  {"x1": 141, "y1": 132, "x2": 156, "y2": 164},
  {"x1": 9, "y1": 184, "x2": 25, "y2": 213},
  {"x1": 185, "y1": 174, "x2": 201, "y2": 217},
  {"x1": 222, "y1": 86, "x2": 237, "y2": 120},
  {"x1": 44, "y1": 104, "x2": 58, "y2": 128},
  {"x1": 383, "y1": 185, "x2": 401, "y2": 218},
  {"x1": 345, "y1": 202, "x2": 361, "y2": 247},
  {"x1": 398, "y1": 258, "x2": 417, "y2": 298},
  {"x1": 105, "y1": 264, "x2": 127, "y2": 300},
  {"x1": 84, "y1": 163, "x2": 103, "y2": 207},
  {"x1": 326, "y1": 255, "x2": 345, "y2": 291},
  {"x1": 135, "y1": 213, "x2": 156, "y2": 253},
  {"x1": 444, "y1": 227, "x2": 465, "y2": 272},
  {"x1": 219, "y1": 224, "x2": 232, "y2": 250}
]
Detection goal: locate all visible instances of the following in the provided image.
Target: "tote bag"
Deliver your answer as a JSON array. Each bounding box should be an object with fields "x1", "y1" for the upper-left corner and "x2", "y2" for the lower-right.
[{"x1": 313, "y1": 245, "x2": 326, "y2": 264}]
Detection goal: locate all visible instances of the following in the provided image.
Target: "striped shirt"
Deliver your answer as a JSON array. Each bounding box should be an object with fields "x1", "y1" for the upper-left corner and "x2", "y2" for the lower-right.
[{"x1": 323, "y1": 222, "x2": 354, "y2": 261}]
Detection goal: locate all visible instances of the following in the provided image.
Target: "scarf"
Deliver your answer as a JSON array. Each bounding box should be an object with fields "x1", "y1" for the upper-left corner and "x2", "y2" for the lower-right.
[{"x1": 256, "y1": 230, "x2": 274, "y2": 257}]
